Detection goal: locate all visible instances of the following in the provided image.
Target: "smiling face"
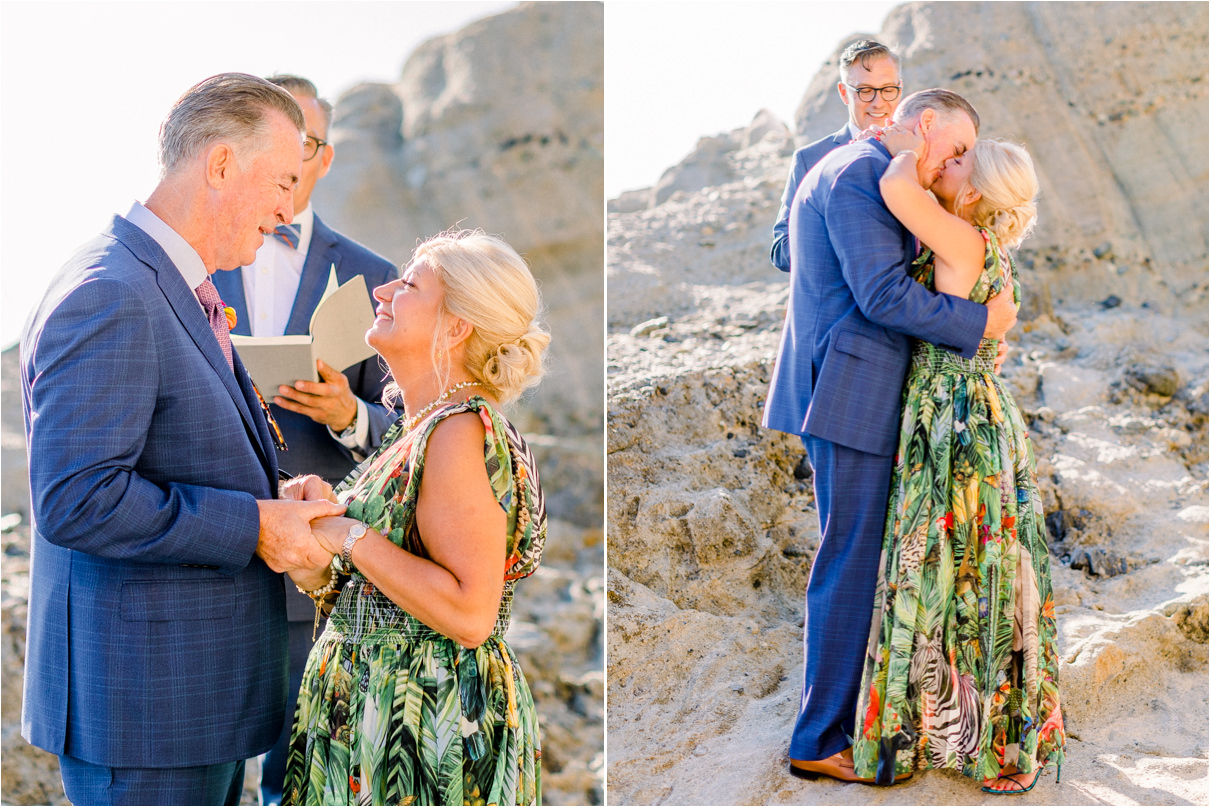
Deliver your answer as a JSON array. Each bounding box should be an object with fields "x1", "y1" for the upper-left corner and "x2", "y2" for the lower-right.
[
  {"x1": 838, "y1": 56, "x2": 901, "y2": 131},
  {"x1": 213, "y1": 109, "x2": 302, "y2": 269},
  {"x1": 366, "y1": 258, "x2": 445, "y2": 365}
]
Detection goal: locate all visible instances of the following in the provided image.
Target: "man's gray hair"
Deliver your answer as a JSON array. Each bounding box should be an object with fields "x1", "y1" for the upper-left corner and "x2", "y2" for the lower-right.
[
  {"x1": 838, "y1": 39, "x2": 901, "y2": 79},
  {"x1": 896, "y1": 88, "x2": 981, "y2": 135},
  {"x1": 158, "y1": 72, "x2": 305, "y2": 177},
  {"x1": 265, "y1": 74, "x2": 334, "y2": 131}
]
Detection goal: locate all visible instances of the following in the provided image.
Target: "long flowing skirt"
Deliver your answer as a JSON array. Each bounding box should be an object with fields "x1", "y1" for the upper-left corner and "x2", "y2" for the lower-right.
[{"x1": 852, "y1": 356, "x2": 1065, "y2": 783}]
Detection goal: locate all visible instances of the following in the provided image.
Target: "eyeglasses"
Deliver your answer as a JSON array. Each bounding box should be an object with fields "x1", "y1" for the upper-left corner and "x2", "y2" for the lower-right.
[
  {"x1": 303, "y1": 134, "x2": 329, "y2": 162},
  {"x1": 843, "y1": 83, "x2": 902, "y2": 103}
]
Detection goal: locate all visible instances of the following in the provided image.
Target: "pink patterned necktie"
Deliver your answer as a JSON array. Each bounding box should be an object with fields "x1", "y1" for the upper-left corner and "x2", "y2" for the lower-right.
[{"x1": 195, "y1": 278, "x2": 234, "y2": 371}]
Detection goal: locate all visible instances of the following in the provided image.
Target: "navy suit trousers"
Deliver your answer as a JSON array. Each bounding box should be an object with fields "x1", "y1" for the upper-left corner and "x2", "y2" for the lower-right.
[
  {"x1": 789, "y1": 435, "x2": 893, "y2": 761},
  {"x1": 59, "y1": 755, "x2": 245, "y2": 806}
]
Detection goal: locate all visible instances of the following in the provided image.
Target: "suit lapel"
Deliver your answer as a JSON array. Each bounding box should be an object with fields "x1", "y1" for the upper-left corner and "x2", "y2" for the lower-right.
[
  {"x1": 284, "y1": 215, "x2": 339, "y2": 336},
  {"x1": 111, "y1": 217, "x2": 276, "y2": 478},
  {"x1": 211, "y1": 267, "x2": 251, "y2": 336}
]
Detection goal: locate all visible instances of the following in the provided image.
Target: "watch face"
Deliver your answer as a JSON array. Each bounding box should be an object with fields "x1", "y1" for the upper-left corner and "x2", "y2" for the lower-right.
[{"x1": 351, "y1": 523, "x2": 368, "y2": 538}]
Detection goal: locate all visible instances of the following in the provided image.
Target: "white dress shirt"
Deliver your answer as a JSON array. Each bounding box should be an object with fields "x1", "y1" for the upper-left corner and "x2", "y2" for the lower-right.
[
  {"x1": 125, "y1": 201, "x2": 208, "y2": 306},
  {"x1": 241, "y1": 205, "x2": 312, "y2": 338}
]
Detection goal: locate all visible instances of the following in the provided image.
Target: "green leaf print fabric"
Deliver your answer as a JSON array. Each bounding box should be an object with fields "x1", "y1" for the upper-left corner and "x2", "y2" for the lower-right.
[
  {"x1": 851, "y1": 230, "x2": 1066, "y2": 783},
  {"x1": 283, "y1": 396, "x2": 544, "y2": 805}
]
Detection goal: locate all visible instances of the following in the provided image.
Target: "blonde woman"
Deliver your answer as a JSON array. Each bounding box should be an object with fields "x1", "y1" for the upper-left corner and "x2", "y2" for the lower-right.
[
  {"x1": 281, "y1": 229, "x2": 550, "y2": 805},
  {"x1": 850, "y1": 131, "x2": 1066, "y2": 793}
]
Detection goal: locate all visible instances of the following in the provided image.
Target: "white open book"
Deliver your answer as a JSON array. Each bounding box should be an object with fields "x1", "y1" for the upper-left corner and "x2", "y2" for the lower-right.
[{"x1": 232, "y1": 266, "x2": 377, "y2": 394}]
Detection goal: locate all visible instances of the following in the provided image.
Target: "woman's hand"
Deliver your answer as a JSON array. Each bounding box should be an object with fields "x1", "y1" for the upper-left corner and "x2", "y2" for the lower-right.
[
  {"x1": 855, "y1": 124, "x2": 885, "y2": 141},
  {"x1": 280, "y1": 474, "x2": 338, "y2": 503},
  {"x1": 310, "y1": 515, "x2": 359, "y2": 556},
  {"x1": 879, "y1": 122, "x2": 924, "y2": 162}
]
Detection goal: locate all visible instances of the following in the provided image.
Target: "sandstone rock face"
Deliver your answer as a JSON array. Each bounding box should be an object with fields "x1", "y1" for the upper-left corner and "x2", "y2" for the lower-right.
[
  {"x1": 2, "y1": 3, "x2": 603, "y2": 805},
  {"x1": 607, "y1": 2, "x2": 1207, "y2": 804}
]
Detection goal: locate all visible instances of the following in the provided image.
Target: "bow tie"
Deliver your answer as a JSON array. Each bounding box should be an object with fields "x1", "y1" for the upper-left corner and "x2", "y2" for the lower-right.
[{"x1": 272, "y1": 223, "x2": 301, "y2": 250}]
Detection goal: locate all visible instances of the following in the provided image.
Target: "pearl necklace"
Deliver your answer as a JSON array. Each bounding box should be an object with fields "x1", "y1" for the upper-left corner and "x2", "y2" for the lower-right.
[{"x1": 402, "y1": 380, "x2": 478, "y2": 432}]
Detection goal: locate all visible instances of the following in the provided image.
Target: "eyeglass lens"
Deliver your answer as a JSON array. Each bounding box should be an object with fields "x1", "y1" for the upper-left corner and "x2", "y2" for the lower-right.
[{"x1": 855, "y1": 85, "x2": 901, "y2": 102}]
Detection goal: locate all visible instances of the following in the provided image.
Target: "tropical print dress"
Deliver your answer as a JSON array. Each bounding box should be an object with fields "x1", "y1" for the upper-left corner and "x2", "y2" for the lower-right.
[
  {"x1": 851, "y1": 229, "x2": 1065, "y2": 785},
  {"x1": 282, "y1": 396, "x2": 545, "y2": 806}
]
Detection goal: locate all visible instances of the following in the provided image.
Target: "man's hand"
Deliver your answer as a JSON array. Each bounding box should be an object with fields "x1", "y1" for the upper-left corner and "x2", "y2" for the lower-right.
[
  {"x1": 275, "y1": 359, "x2": 358, "y2": 432},
  {"x1": 280, "y1": 474, "x2": 338, "y2": 504},
  {"x1": 256, "y1": 498, "x2": 345, "y2": 573},
  {"x1": 982, "y1": 285, "x2": 1018, "y2": 340},
  {"x1": 994, "y1": 339, "x2": 1010, "y2": 374}
]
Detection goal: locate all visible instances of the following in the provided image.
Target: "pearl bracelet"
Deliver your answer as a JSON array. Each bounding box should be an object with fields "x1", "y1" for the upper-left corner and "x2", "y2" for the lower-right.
[
  {"x1": 297, "y1": 563, "x2": 339, "y2": 600},
  {"x1": 297, "y1": 563, "x2": 341, "y2": 640}
]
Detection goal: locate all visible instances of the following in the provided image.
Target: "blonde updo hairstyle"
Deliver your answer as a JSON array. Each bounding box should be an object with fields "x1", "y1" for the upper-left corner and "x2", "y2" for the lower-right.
[
  {"x1": 964, "y1": 139, "x2": 1039, "y2": 249},
  {"x1": 415, "y1": 229, "x2": 549, "y2": 405}
]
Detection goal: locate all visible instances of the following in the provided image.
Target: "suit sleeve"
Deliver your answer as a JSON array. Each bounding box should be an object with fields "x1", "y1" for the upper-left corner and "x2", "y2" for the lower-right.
[
  {"x1": 26, "y1": 278, "x2": 260, "y2": 572},
  {"x1": 826, "y1": 156, "x2": 987, "y2": 357},
  {"x1": 771, "y1": 151, "x2": 812, "y2": 272}
]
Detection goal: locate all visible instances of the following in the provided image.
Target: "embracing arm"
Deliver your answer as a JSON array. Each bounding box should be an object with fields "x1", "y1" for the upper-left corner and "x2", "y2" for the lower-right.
[
  {"x1": 879, "y1": 151, "x2": 986, "y2": 298},
  {"x1": 311, "y1": 412, "x2": 507, "y2": 648},
  {"x1": 826, "y1": 155, "x2": 988, "y2": 356}
]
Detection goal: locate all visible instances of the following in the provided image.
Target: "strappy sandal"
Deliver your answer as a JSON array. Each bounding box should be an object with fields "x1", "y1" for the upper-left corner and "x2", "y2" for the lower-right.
[{"x1": 980, "y1": 764, "x2": 1061, "y2": 794}]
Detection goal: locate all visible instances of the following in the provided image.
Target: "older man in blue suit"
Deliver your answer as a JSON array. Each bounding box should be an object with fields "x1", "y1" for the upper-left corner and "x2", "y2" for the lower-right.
[
  {"x1": 212, "y1": 74, "x2": 398, "y2": 806},
  {"x1": 770, "y1": 40, "x2": 903, "y2": 272},
  {"x1": 763, "y1": 88, "x2": 1019, "y2": 783},
  {"x1": 20, "y1": 73, "x2": 343, "y2": 805}
]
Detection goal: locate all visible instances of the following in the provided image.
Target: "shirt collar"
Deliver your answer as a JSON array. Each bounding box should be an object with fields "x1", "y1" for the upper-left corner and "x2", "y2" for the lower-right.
[
  {"x1": 124, "y1": 200, "x2": 209, "y2": 291},
  {"x1": 291, "y1": 204, "x2": 314, "y2": 254}
]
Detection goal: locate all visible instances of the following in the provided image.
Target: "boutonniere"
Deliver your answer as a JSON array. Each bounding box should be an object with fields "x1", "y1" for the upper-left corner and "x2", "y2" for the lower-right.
[{"x1": 223, "y1": 306, "x2": 237, "y2": 330}]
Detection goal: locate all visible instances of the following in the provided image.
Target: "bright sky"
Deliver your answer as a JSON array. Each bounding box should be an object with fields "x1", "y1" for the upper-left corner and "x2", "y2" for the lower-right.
[
  {"x1": 1, "y1": 0, "x2": 902, "y2": 348},
  {"x1": 0, "y1": 0, "x2": 514, "y2": 349},
  {"x1": 605, "y1": 0, "x2": 899, "y2": 198}
]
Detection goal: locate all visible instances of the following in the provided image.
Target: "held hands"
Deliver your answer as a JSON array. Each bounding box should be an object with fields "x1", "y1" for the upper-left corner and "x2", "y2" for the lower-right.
[
  {"x1": 275, "y1": 359, "x2": 358, "y2": 432},
  {"x1": 255, "y1": 498, "x2": 345, "y2": 573},
  {"x1": 310, "y1": 516, "x2": 360, "y2": 556},
  {"x1": 280, "y1": 473, "x2": 338, "y2": 504}
]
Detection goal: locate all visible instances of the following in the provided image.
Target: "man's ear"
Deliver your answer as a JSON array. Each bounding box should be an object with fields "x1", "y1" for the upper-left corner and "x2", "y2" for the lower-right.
[
  {"x1": 206, "y1": 143, "x2": 235, "y2": 189},
  {"x1": 837, "y1": 81, "x2": 851, "y2": 106},
  {"x1": 918, "y1": 108, "x2": 937, "y2": 135},
  {"x1": 317, "y1": 142, "x2": 334, "y2": 180}
]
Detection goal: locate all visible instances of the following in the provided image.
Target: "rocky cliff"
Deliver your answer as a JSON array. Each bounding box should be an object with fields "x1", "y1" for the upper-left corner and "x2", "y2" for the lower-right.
[
  {"x1": 607, "y1": 2, "x2": 1207, "y2": 804},
  {"x1": 2, "y1": 3, "x2": 603, "y2": 805}
]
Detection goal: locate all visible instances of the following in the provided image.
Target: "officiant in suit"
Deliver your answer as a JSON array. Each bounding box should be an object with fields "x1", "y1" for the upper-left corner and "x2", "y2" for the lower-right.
[
  {"x1": 770, "y1": 40, "x2": 903, "y2": 271},
  {"x1": 20, "y1": 73, "x2": 343, "y2": 806},
  {"x1": 210, "y1": 74, "x2": 399, "y2": 806}
]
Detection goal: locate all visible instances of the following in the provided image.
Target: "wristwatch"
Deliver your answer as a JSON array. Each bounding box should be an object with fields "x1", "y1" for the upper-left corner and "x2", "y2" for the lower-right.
[
  {"x1": 338, "y1": 410, "x2": 359, "y2": 439},
  {"x1": 342, "y1": 522, "x2": 368, "y2": 567}
]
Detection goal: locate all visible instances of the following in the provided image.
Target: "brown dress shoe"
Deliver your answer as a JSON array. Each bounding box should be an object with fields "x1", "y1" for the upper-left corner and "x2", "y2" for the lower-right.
[{"x1": 788, "y1": 747, "x2": 911, "y2": 784}]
